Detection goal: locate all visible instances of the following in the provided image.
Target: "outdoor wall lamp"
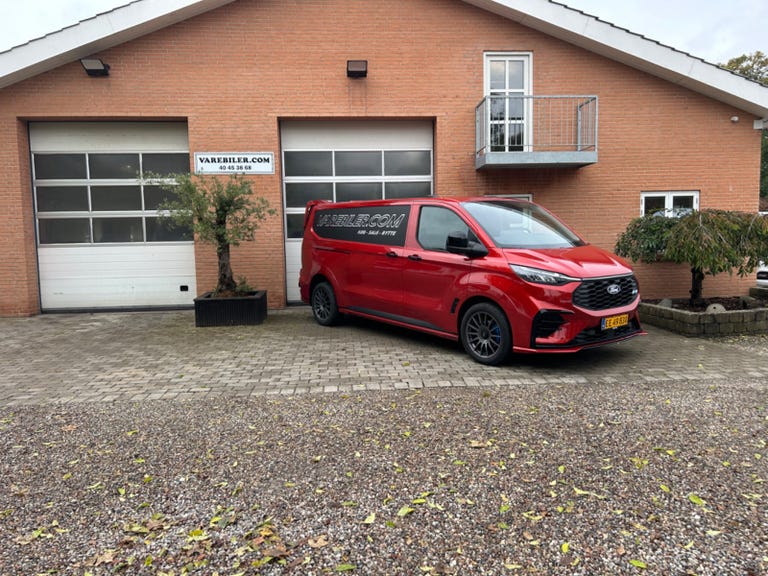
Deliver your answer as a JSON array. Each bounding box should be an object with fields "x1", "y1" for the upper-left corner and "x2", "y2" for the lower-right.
[
  {"x1": 346, "y1": 60, "x2": 367, "y2": 78},
  {"x1": 80, "y1": 58, "x2": 110, "y2": 77}
]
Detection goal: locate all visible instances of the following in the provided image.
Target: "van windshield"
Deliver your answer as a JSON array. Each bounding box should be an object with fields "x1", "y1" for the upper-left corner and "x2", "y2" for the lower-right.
[{"x1": 462, "y1": 200, "x2": 585, "y2": 249}]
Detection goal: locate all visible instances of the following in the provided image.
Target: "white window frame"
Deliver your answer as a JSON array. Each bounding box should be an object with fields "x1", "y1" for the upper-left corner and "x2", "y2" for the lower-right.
[
  {"x1": 641, "y1": 191, "x2": 699, "y2": 217},
  {"x1": 484, "y1": 52, "x2": 533, "y2": 152},
  {"x1": 494, "y1": 193, "x2": 533, "y2": 201}
]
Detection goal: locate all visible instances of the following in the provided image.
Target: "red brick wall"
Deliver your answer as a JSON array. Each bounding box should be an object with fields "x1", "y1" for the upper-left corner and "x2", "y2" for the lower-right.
[
  {"x1": 0, "y1": 0, "x2": 762, "y2": 315},
  {"x1": 0, "y1": 119, "x2": 39, "y2": 315}
]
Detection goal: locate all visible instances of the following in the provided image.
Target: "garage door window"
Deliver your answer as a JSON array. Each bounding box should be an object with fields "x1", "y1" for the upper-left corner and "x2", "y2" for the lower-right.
[
  {"x1": 91, "y1": 186, "x2": 143, "y2": 211},
  {"x1": 33, "y1": 154, "x2": 87, "y2": 180},
  {"x1": 89, "y1": 154, "x2": 140, "y2": 179},
  {"x1": 33, "y1": 152, "x2": 191, "y2": 244},
  {"x1": 38, "y1": 218, "x2": 91, "y2": 244},
  {"x1": 283, "y1": 149, "x2": 433, "y2": 239},
  {"x1": 36, "y1": 186, "x2": 89, "y2": 212}
]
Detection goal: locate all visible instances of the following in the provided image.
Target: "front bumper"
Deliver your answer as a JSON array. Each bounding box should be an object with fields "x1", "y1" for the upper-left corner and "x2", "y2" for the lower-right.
[{"x1": 530, "y1": 308, "x2": 644, "y2": 350}]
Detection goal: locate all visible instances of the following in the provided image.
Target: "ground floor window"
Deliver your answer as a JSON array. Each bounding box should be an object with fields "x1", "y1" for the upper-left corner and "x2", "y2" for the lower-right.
[
  {"x1": 641, "y1": 191, "x2": 699, "y2": 217},
  {"x1": 33, "y1": 152, "x2": 191, "y2": 244},
  {"x1": 494, "y1": 193, "x2": 533, "y2": 201}
]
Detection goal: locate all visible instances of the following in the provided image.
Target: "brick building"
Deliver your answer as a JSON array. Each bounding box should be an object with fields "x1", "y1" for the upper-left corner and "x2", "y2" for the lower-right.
[{"x1": 1, "y1": 0, "x2": 767, "y2": 316}]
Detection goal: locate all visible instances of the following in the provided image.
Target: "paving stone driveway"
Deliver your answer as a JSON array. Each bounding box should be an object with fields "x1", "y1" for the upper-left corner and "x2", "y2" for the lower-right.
[{"x1": 1, "y1": 308, "x2": 767, "y2": 406}]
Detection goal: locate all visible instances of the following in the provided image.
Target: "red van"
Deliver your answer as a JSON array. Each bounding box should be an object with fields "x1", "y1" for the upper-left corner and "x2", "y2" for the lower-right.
[{"x1": 300, "y1": 197, "x2": 644, "y2": 365}]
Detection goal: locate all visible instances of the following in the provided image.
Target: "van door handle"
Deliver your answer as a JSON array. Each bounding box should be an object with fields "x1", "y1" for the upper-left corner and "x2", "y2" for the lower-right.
[
  {"x1": 407, "y1": 254, "x2": 422, "y2": 261},
  {"x1": 386, "y1": 251, "x2": 398, "y2": 258}
]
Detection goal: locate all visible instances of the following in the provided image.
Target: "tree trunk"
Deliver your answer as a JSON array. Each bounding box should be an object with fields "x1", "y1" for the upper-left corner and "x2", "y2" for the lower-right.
[
  {"x1": 216, "y1": 243, "x2": 237, "y2": 294},
  {"x1": 689, "y1": 267, "x2": 705, "y2": 307}
]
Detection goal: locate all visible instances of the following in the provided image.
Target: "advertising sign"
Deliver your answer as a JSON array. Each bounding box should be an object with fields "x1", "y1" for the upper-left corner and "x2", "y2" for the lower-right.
[{"x1": 194, "y1": 152, "x2": 274, "y2": 174}]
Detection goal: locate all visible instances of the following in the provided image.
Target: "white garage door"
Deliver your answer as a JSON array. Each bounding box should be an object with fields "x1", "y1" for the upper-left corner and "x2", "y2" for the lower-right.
[
  {"x1": 31, "y1": 122, "x2": 197, "y2": 310},
  {"x1": 281, "y1": 120, "x2": 434, "y2": 302}
]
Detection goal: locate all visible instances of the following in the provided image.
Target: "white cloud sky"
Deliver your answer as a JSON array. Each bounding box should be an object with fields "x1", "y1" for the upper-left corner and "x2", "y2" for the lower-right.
[
  {"x1": 0, "y1": 0, "x2": 765, "y2": 64},
  {"x1": 0, "y1": 0, "x2": 128, "y2": 51},
  {"x1": 562, "y1": 0, "x2": 767, "y2": 64}
]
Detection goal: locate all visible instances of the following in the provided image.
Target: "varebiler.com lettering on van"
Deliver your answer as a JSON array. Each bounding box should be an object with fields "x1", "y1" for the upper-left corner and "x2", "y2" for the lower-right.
[
  {"x1": 313, "y1": 206, "x2": 409, "y2": 245},
  {"x1": 299, "y1": 197, "x2": 644, "y2": 365}
]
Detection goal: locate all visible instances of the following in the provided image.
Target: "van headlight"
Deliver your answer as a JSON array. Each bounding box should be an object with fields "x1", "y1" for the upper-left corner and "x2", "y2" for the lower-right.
[{"x1": 510, "y1": 264, "x2": 579, "y2": 286}]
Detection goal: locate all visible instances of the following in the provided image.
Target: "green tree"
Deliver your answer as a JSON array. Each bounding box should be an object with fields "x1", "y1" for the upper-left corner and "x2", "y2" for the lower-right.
[
  {"x1": 614, "y1": 212, "x2": 678, "y2": 263},
  {"x1": 615, "y1": 210, "x2": 768, "y2": 306},
  {"x1": 721, "y1": 51, "x2": 768, "y2": 198},
  {"x1": 156, "y1": 173, "x2": 276, "y2": 295},
  {"x1": 722, "y1": 51, "x2": 768, "y2": 83}
]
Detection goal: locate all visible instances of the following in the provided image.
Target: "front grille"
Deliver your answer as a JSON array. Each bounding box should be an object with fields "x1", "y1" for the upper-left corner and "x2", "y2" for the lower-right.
[
  {"x1": 572, "y1": 275, "x2": 638, "y2": 311},
  {"x1": 758, "y1": 271, "x2": 768, "y2": 280}
]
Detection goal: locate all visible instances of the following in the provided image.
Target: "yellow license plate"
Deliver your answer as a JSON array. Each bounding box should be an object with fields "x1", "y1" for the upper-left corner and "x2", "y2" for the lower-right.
[{"x1": 602, "y1": 314, "x2": 629, "y2": 330}]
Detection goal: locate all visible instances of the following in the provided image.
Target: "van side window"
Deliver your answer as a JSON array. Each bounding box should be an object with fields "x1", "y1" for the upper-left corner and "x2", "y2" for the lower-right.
[{"x1": 417, "y1": 206, "x2": 471, "y2": 251}]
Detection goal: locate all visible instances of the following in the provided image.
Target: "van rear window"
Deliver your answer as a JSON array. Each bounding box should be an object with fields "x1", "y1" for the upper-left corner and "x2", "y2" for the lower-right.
[{"x1": 313, "y1": 206, "x2": 410, "y2": 246}]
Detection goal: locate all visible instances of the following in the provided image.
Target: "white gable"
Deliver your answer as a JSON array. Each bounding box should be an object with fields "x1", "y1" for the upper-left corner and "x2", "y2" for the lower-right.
[
  {"x1": 0, "y1": 0, "x2": 766, "y2": 120},
  {"x1": 465, "y1": 0, "x2": 768, "y2": 120}
]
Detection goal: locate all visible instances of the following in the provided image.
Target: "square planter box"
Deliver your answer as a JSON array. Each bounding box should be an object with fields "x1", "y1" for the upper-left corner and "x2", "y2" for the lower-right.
[
  {"x1": 194, "y1": 290, "x2": 267, "y2": 327},
  {"x1": 639, "y1": 299, "x2": 768, "y2": 336}
]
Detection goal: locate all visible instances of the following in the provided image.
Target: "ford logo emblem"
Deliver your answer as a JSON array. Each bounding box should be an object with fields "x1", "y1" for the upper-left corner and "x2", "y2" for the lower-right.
[{"x1": 607, "y1": 284, "x2": 621, "y2": 295}]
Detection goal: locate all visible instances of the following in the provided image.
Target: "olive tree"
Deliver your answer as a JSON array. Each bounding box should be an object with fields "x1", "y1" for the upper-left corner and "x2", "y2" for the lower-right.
[
  {"x1": 615, "y1": 210, "x2": 768, "y2": 306},
  {"x1": 156, "y1": 173, "x2": 276, "y2": 296}
]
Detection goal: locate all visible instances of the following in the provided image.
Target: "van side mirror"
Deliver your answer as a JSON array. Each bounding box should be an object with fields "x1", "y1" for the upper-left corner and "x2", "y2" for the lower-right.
[{"x1": 446, "y1": 231, "x2": 488, "y2": 258}]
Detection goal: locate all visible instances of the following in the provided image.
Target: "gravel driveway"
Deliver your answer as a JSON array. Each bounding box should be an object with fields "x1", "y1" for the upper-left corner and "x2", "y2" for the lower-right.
[
  {"x1": 1, "y1": 378, "x2": 766, "y2": 575},
  {"x1": 1, "y1": 310, "x2": 766, "y2": 574}
]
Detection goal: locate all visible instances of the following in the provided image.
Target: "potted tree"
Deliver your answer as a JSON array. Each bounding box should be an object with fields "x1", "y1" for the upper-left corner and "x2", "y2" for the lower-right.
[{"x1": 156, "y1": 173, "x2": 276, "y2": 327}]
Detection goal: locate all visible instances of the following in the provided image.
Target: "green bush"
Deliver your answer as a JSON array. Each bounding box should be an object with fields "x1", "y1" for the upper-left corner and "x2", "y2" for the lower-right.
[{"x1": 615, "y1": 210, "x2": 768, "y2": 305}]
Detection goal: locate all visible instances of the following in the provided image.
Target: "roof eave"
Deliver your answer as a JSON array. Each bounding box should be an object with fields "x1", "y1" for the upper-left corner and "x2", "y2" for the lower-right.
[{"x1": 0, "y1": 0, "x2": 236, "y2": 90}]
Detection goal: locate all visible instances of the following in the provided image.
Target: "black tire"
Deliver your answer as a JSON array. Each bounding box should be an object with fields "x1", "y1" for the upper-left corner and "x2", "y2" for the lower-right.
[
  {"x1": 311, "y1": 281, "x2": 340, "y2": 326},
  {"x1": 460, "y1": 302, "x2": 511, "y2": 365}
]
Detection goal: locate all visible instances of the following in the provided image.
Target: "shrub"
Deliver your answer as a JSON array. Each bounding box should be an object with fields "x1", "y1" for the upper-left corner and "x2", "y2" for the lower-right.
[{"x1": 615, "y1": 210, "x2": 768, "y2": 306}]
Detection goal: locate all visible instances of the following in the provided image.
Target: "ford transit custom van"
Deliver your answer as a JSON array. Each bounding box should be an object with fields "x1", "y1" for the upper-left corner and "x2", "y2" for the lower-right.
[{"x1": 300, "y1": 197, "x2": 644, "y2": 365}]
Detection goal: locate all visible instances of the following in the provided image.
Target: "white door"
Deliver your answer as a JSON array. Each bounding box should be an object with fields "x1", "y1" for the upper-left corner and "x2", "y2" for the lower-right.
[
  {"x1": 281, "y1": 120, "x2": 434, "y2": 302},
  {"x1": 484, "y1": 53, "x2": 532, "y2": 152},
  {"x1": 30, "y1": 122, "x2": 197, "y2": 310}
]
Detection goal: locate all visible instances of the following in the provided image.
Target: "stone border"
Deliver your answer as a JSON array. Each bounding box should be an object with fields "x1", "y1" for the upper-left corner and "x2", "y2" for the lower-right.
[{"x1": 639, "y1": 292, "x2": 768, "y2": 336}]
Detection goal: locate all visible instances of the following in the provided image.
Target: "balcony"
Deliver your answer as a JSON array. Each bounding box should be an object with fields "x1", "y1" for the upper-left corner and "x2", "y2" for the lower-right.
[{"x1": 475, "y1": 95, "x2": 598, "y2": 169}]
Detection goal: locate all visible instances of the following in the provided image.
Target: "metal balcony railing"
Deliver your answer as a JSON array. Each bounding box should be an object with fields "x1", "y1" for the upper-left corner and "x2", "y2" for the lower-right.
[{"x1": 475, "y1": 95, "x2": 598, "y2": 169}]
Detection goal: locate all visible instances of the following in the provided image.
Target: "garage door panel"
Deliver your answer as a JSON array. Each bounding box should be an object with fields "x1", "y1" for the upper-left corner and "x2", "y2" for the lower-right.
[
  {"x1": 41, "y1": 278, "x2": 195, "y2": 309},
  {"x1": 31, "y1": 121, "x2": 194, "y2": 310},
  {"x1": 281, "y1": 120, "x2": 434, "y2": 302},
  {"x1": 39, "y1": 245, "x2": 196, "y2": 309}
]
